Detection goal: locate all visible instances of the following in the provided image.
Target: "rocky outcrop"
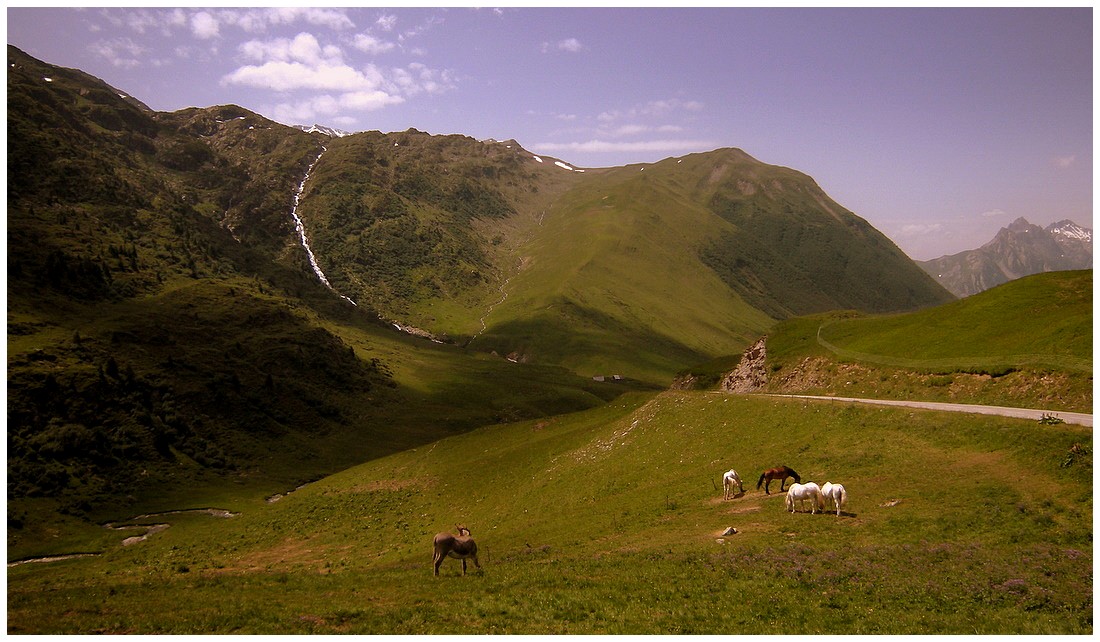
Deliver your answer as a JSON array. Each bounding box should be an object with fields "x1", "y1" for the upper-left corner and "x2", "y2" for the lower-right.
[{"x1": 720, "y1": 335, "x2": 768, "y2": 393}]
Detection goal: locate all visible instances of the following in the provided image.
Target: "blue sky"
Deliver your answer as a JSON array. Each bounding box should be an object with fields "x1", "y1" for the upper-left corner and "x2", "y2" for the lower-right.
[{"x1": 6, "y1": 6, "x2": 1093, "y2": 260}]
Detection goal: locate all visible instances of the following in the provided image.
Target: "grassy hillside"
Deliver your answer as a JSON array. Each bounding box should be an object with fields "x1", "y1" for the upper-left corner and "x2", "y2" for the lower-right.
[
  {"x1": 471, "y1": 159, "x2": 775, "y2": 381},
  {"x1": 293, "y1": 132, "x2": 578, "y2": 333},
  {"x1": 813, "y1": 270, "x2": 1092, "y2": 371},
  {"x1": 8, "y1": 391, "x2": 1091, "y2": 634},
  {"x1": 6, "y1": 46, "x2": 636, "y2": 537},
  {"x1": 289, "y1": 140, "x2": 953, "y2": 382},
  {"x1": 679, "y1": 148, "x2": 952, "y2": 316},
  {"x1": 758, "y1": 271, "x2": 1092, "y2": 411}
]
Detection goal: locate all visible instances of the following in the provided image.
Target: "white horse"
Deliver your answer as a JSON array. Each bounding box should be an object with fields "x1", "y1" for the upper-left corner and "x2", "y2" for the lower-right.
[
  {"x1": 821, "y1": 482, "x2": 848, "y2": 516},
  {"x1": 722, "y1": 469, "x2": 744, "y2": 499},
  {"x1": 785, "y1": 482, "x2": 824, "y2": 514}
]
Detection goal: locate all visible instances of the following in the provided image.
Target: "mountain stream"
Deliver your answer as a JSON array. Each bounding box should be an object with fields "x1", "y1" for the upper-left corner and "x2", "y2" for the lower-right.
[
  {"x1": 8, "y1": 508, "x2": 240, "y2": 567},
  {"x1": 290, "y1": 146, "x2": 357, "y2": 307}
]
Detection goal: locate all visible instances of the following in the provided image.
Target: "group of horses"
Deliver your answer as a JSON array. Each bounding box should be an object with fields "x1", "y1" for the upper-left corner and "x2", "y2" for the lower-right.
[
  {"x1": 723, "y1": 466, "x2": 848, "y2": 516},
  {"x1": 434, "y1": 466, "x2": 848, "y2": 575}
]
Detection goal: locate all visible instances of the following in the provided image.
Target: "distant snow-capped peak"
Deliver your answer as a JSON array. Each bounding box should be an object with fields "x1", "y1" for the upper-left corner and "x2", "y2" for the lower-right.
[
  {"x1": 1047, "y1": 220, "x2": 1092, "y2": 244},
  {"x1": 294, "y1": 124, "x2": 352, "y2": 138}
]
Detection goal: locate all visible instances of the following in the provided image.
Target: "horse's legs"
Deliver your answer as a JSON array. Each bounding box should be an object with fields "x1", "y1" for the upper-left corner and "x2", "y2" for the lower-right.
[
  {"x1": 764, "y1": 479, "x2": 771, "y2": 494},
  {"x1": 462, "y1": 559, "x2": 467, "y2": 575},
  {"x1": 434, "y1": 553, "x2": 443, "y2": 576}
]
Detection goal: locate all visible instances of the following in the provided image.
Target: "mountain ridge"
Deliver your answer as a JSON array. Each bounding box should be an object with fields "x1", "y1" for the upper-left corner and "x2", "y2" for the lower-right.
[
  {"x1": 918, "y1": 217, "x2": 1092, "y2": 297},
  {"x1": 7, "y1": 43, "x2": 953, "y2": 526}
]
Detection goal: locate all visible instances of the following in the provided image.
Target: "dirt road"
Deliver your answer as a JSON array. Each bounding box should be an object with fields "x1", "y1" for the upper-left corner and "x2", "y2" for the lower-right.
[{"x1": 764, "y1": 394, "x2": 1092, "y2": 427}]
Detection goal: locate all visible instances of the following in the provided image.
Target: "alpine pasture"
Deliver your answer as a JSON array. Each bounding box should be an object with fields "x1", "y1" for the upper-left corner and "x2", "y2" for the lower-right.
[{"x1": 8, "y1": 391, "x2": 1091, "y2": 634}]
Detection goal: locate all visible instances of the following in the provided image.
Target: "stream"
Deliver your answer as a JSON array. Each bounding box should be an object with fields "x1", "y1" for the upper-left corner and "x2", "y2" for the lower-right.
[
  {"x1": 8, "y1": 508, "x2": 240, "y2": 567},
  {"x1": 290, "y1": 146, "x2": 357, "y2": 307}
]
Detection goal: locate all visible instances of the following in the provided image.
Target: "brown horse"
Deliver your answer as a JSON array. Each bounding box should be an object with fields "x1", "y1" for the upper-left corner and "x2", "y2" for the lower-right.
[
  {"x1": 757, "y1": 466, "x2": 801, "y2": 494},
  {"x1": 433, "y1": 525, "x2": 481, "y2": 576}
]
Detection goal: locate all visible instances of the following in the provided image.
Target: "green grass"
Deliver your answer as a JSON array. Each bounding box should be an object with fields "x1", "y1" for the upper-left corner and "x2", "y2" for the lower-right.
[
  {"x1": 756, "y1": 271, "x2": 1092, "y2": 412},
  {"x1": 815, "y1": 271, "x2": 1092, "y2": 372},
  {"x1": 8, "y1": 391, "x2": 1091, "y2": 634},
  {"x1": 474, "y1": 161, "x2": 774, "y2": 382}
]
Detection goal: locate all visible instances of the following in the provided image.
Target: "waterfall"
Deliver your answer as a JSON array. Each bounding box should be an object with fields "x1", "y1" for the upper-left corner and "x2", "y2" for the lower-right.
[{"x1": 290, "y1": 146, "x2": 357, "y2": 306}]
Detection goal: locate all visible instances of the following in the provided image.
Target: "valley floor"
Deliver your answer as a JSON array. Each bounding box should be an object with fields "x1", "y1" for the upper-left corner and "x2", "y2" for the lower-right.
[{"x1": 7, "y1": 391, "x2": 1092, "y2": 634}]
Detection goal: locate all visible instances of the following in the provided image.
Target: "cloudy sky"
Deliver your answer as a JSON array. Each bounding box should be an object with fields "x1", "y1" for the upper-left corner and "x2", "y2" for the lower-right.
[{"x1": 6, "y1": 6, "x2": 1092, "y2": 260}]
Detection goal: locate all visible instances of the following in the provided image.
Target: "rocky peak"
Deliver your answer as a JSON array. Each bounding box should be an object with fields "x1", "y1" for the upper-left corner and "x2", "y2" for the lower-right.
[{"x1": 720, "y1": 335, "x2": 768, "y2": 393}]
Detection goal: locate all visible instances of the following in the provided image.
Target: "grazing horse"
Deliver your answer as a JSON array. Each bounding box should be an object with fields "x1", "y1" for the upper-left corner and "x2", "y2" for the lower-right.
[
  {"x1": 757, "y1": 466, "x2": 801, "y2": 494},
  {"x1": 821, "y1": 482, "x2": 848, "y2": 516},
  {"x1": 433, "y1": 525, "x2": 481, "y2": 576},
  {"x1": 722, "y1": 469, "x2": 745, "y2": 499},
  {"x1": 785, "y1": 482, "x2": 825, "y2": 514}
]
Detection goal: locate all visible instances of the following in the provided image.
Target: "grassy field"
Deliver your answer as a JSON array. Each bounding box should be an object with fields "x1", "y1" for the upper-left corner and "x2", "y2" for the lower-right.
[
  {"x1": 814, "y1": 270, "x2": 1092, "y2": 372},
  {"x1": 8, "y1": 391, "x2": 1091, "y2": 634},
  {"x1": 752, "y1": 271, "x2": 1093, "y2": 413}
]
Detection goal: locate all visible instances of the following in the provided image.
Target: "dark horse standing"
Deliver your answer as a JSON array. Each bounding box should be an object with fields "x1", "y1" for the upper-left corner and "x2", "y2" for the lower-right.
[{"x1": 757, "y1": 466, "x2": 801, "y2": 494}]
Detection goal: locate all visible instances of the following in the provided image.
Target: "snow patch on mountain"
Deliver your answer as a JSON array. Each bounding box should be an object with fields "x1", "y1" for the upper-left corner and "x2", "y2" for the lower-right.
[
  {"x1": 294, "y1": 124, "x2": 353, "y2": 137},
  {"x1": 1048, "y1": 220, "x2": 1092, "y2": 243}
]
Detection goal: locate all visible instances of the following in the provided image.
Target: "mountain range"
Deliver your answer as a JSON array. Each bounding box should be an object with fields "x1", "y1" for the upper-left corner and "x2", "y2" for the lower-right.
[
  {"x1": 918, "y1": 218, "x2": 1092, "y2": 297},
  {"x1": 7, "y1": 44, "x2": 953, "y2": 518}
]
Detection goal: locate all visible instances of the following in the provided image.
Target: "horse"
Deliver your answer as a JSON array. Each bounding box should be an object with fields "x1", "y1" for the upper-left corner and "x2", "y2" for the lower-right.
[
  {"x1": 785, "y1": 482, "x2": 824, "y2": 514},
  {"x1": 722, "y1": 469, "x2": 744, "y2": 499},
  {"x1": 433, "y1": 525, "x2": 481, "y2": 576},
  {"x1": 757, "y1": 466, "x2": 801, "y2": 494},
  {"x1": 821, "y1": 482, "x2": 848, "y2": 516}
]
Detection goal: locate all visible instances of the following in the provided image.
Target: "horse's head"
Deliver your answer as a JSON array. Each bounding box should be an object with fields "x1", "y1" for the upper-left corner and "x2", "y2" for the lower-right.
[
  {"x1": 455, "y1": 524, "x2": 471, "y2": 537},
  {"x1": 790, "y1": 469, "x2": 802, "y2": 483}
]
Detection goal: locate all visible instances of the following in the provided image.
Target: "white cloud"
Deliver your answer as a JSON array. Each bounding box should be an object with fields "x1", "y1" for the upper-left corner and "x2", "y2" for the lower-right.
[
  {"x1": 340, "y1": 90, "x2": 405, "y2": 110},
  {"x1": 191, "y1": 11, "x2": 219, "y2": 39},
  {"x1": 597, "y1": 98, "x2": 704, "y2": 123},
  {"x1": 534, "y1": 139, "x2": 717, "y2": 154},
  {"x1": 240, "y1": 33, "x2": 342, "y2": 65},
  {"x1": 898, "y1": 223, "x2": 945, "y2": 237},
  {"x1": 980, "y1": 208, "x2": 1007, "y2": 218},
  {"x1": 88, "y1": 37, "x2": 146, "y2": 68},
  {"x1": 269, "y1": 90, "x2": 404, "y2": 124},
  {"x1": 542, "y1": 38, "x2": 584, "y2": 54},
  {"x1": 224, "y1": 61, "x2": 385, "y2": 92},
  {"x1": 558, "y1": 38, "x2": 584, "y2": 52},
  {"x1": 352, "y1": 34, "x2": 396, "y2": 55},
  {"x1": 376, "y1": 14, "x2": 398, "y2": 31},
  {"x1": 265, "y1": 8, "x2": 354, "y2": 31},
  {"x1": 391, "y1": 62, "x2": 454, "y2": 96},
  {"x1": 609, "y1": 124, "x2": 650, "y2": 137},
  {"x1": 1054, "y1": 155, "x2": 1076, "y2": 168}
]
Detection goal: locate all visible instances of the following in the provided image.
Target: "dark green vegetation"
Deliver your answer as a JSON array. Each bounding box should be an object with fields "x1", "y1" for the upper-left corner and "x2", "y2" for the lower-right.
[
  {"x1": 7, "y1": 46, "x2": 1090, "y2": 633},
  {"x1": 6, "y1": 46, "x2": 633, "y2": 542},
  {"x1": 8, "y1": 393, "x2": 1092, "y2": 633}
]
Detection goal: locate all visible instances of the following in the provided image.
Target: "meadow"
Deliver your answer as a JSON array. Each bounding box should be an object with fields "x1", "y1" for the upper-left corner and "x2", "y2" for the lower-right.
[{"x1": 8, "y1": 390, "x2": 1091, "y2": 634}]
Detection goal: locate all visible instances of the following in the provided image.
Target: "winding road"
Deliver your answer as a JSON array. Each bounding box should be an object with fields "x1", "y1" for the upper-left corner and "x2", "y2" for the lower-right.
[{"x1": 764, "y1": 394, "x2": 1092, "y2": 427}]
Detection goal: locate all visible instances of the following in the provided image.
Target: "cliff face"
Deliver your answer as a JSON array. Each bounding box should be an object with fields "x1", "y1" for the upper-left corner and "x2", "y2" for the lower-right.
[{"x1": 720, "y1": 336, "x2": 768, "y2": 393}]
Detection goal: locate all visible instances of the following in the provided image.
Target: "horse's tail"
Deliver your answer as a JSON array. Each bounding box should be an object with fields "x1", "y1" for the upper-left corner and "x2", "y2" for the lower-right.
[
  {"x1": 756, "y1": 473, "x2": 765, "y2": 490},
  {"x1": 838, "y1": 486, "x2": 847, "y2": 509}
]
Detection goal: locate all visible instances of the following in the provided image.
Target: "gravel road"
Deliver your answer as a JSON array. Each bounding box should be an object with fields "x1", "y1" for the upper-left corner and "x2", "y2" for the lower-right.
[{"x1": 765, "y1": 394, "x2": 1092, "y2": 427}]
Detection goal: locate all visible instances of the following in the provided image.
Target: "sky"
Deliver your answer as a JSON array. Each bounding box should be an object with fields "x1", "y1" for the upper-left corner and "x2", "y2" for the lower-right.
[{"x1": 5, "y1": 6, "x2": 1093, "y2": 260}]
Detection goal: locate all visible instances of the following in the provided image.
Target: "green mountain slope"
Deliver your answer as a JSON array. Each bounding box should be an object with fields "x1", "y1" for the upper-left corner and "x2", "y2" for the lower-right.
[
  {"x1": 6, "y1": 46, "x2": 631, "y2": 524},
  {"x1": 291, "y1": 141, "x2": 952, "y2": 381},
  {"x1": 7, "y1": 44, "x2": 951, "y2": 535},
  {"x1": 756, "y1": 270, "x2": 1092, "y2": 412}
]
